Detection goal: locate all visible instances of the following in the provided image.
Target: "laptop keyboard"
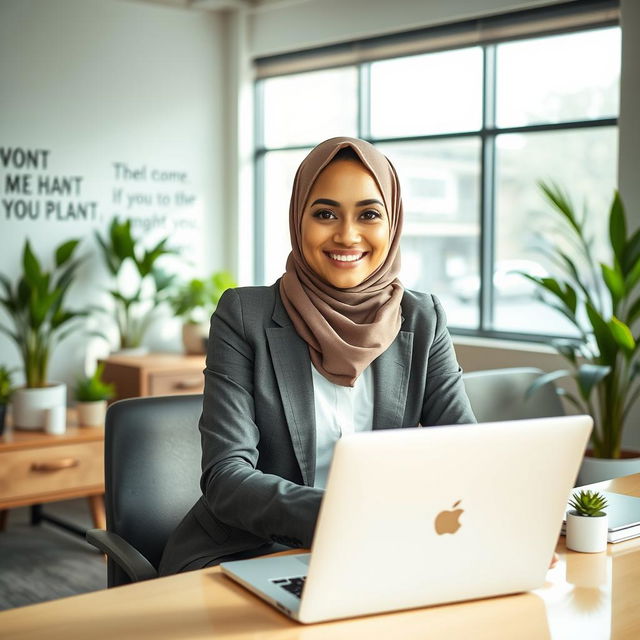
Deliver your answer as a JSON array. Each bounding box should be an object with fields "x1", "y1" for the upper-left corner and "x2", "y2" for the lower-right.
[{"x1": 271, "y1": 576, "x2": 307, "y2": 598}]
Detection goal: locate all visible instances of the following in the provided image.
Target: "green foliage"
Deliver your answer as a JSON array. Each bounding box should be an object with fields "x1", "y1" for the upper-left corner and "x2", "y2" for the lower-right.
[
  {"x1": 167, "y1": 271, "x2": 237, "y2": 323},
  {"x1": 94, "y1": 218, "x2": 176, "y2": 349},
  {"x1": 523, "y1": 184, "x2": 640, "y2": 459},
  {"x1": 0, "y1": 239, "x2": 85, "y2": 388},
  {"x1": 74, "y1": 363, "x2": 115, "y2": 402},
  {"x1": 569, "y1": 490, "x2": 608, "y2": 517},
  {"x1": 0, "y1": 365, "x2": 14, "y2": 405}
]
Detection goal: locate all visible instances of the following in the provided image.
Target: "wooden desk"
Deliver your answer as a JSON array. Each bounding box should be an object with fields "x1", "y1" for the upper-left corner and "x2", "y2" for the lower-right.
[
  {"x1": 100, "y1": 353, "x2": 205, "y2": 401},
  {"x1": 2, "y1": 475, "x2": 640, "y2": 638},
  {"x1": 0, "y1": 411, "x2": 105, "y2": 532}
]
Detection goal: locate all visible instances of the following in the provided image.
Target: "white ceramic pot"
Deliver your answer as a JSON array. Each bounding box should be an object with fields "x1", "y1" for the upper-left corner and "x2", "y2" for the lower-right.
[
  {"x1": 11, "y1": 383, "x2": 67, "y2": 430},
  {"x1": 76, "y1": 400, "x2": 107, "y2": 427},
  {"x1": 565, "y1": 511, "x2": 608, "y2": 553},
  {"x1": 182, "y1": 322, "x2": 208, "y2": 355},
  {"x1": 577, "y1": 452, "x2": 640, "y2": 486}
]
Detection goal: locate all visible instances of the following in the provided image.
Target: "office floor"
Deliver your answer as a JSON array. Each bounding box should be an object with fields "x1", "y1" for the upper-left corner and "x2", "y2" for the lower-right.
[{"x1": 0, "y1": 499, "x2": 107, "y2": 611}]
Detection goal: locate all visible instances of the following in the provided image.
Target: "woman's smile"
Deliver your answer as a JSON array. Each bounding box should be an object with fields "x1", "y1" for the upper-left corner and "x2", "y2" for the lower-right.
[{"x1": 301, "y1": 158, "x2": 390, "y2": 289}]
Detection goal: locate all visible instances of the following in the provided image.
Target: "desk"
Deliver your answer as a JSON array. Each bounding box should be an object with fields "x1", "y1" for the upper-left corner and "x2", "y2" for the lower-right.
[
  {"x1": 1, "y1": 474, "x2": 640, "y2": 639},
  {"x1": 0, "y1": 411, "x2": 105, "y2": 533}
]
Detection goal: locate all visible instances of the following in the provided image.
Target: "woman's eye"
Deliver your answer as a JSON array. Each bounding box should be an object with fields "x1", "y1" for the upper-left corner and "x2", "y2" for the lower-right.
[
  {"x1": 361, "y1": 209, "x2": 382, "y2": 220},
  {"x1": 313, "y1": 209, "x2": 336, "y2": 220}
]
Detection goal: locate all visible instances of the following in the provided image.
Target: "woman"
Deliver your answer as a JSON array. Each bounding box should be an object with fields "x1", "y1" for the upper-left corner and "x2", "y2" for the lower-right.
[{"x1": 159, "y1": 136, "x2": 476, "y2": 575}]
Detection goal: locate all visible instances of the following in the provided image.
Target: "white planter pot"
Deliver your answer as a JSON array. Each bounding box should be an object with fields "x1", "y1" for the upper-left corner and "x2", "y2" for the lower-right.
[
  {"x1": 182, "y1": 322, "x2": 208, "y2": 355},
  {"x1": 577, "y1": 451, "x2": 640, "y2": 486},
  {"x1": 11, "y1": 383, "x2": 67, "y2": 430},
  {"x1": 76, "y1": 400, "x2": 107, "y2": 427},
  {"x1": 565, "y1": 511, "x2": 608, "y2": 553}
]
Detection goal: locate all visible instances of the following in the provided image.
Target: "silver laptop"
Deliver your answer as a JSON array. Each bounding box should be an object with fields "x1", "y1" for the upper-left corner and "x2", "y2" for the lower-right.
[{"x1": 221, "y1": 415, "x2": 592, "y2": 624}]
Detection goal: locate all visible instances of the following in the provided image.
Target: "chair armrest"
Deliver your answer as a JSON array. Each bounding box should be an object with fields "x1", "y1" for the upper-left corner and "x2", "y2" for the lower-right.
[{"x1": 86, "y1": 529, "x2": 158, "y2": 583}]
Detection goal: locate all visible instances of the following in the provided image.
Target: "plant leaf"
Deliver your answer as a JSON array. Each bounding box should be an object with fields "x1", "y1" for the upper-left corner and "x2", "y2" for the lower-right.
[
  {"x1": 609, "y1": 316, "x2": 635, "y2": 355},
  {"x1": 609, "y1": 190, "x2": 626, "y2": 267},
  {"x1": 586, "y1": 302, "x2": 617, "y2": 362},
  {"x1": 576, "y1": 363, "x2": 611, "y2": 401},
  {"x1": 526, "y1": 370, "x2": 571, "y2": 399},
  {"x1": 55, "y1": 239, "x2": 80, "y2": 267},
  {"x1": 601, "y1": 263, "x2": 625, "y2": 309},
  {"x1": 22, "y1": 240, "x2": 42, "y2": 288}
]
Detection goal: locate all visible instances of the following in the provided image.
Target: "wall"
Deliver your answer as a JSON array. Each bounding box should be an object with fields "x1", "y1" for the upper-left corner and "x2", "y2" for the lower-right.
[{"x1": 0, "y1": 0, "x2": 225, "y2": 390}]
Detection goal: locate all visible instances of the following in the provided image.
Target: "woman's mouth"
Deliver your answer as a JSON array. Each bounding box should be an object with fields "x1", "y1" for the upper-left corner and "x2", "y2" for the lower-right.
[{"x1": 324, "y1": 251, "x2": 367, "y2": 266}]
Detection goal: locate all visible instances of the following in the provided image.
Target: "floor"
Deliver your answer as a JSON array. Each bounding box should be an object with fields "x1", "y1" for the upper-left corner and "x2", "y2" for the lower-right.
[{"x1": 0, "y1": 499, "x2": 107, "y2": 611}]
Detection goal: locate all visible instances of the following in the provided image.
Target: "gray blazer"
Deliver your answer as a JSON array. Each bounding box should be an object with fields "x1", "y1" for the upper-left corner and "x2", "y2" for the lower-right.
[{"x1": 159, "y1": 282, "x2": 475, "y2": 575}]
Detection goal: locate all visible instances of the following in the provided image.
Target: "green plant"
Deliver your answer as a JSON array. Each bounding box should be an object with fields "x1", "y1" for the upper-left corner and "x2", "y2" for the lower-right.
[
  {"x1": 75, "y1": 363, "x2": 115, "y2": 402},
  {"x1": 0, "y1": 239, "x2": 85, "y2": 388},
  {"x1": 569, "y1": 490, "x2": 608, "y2": 517},
  {"x1": 95, "y1": 218, "x2": 176, "y2": 349},
  {"x1": 524, "y1": 183, "x2": 640, "y2": 459},
  {"x1": 0, "y1": 365, "x2": 14, "y2": 405},
  {"x1": 168, "y1": 271, "x2": 237, "y2": 324}
]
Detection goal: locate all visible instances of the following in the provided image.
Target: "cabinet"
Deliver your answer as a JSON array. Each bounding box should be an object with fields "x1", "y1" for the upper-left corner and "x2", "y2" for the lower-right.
[{"x1": 100, "y1": 353, "x2": 206, "y2": 401}]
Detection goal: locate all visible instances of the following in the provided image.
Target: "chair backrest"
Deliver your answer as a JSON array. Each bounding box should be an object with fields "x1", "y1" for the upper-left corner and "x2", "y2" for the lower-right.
[
  {"x1": 462, "y1": 367, "x2": 564, "y2": 423},
  {"x1": 104, "y1": 394, "x2": 203, "y2": 585}
]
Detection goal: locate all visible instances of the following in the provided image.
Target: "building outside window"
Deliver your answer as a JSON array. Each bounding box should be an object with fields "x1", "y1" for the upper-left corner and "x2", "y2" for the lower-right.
[{"x1": 254, "y1": 5, "x2": 620, "y2": 341}]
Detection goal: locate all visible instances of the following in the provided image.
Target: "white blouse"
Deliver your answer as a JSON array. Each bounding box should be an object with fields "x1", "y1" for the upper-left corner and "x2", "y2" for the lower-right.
[{"x1": 311, "y1": 364, "x2": 374, "y2": 489}]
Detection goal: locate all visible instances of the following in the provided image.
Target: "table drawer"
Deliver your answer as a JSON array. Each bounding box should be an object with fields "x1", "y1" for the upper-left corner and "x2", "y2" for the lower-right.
[
  {"x1": 148, "y1": 372, "x2": 204, "y2": 396},
  {"x1": 0, "y1": 441, "x2": 103, "y2": 503}
]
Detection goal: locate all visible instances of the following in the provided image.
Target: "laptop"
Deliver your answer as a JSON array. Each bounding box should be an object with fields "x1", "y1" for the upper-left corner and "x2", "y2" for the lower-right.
[
  {"x1": 221, "y1": 415, "x2": 592, "y2": 624},
  {"x1": 561, "y1": 490, "x2": 640, "y2": 543}
]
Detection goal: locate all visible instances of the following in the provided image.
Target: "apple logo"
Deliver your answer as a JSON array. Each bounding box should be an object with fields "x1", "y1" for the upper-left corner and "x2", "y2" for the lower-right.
[{"x1": 434, "y1": 499, "x2": 464, "y2": 535}]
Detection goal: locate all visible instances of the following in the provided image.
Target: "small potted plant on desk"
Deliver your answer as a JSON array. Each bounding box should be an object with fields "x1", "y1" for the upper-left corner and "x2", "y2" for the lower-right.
[
  {"x1": 168, "y1": 271, "x2": 237, "y2": 354},
  {"x1": 566, "y1": 490, "x2": 608, "y2": 553},
  {"x1": 75, "y1": 363, "x2": 115, "y2": 427},
  {"x1": 0, "y1": 365, "x2": 14, "y2": 436}
]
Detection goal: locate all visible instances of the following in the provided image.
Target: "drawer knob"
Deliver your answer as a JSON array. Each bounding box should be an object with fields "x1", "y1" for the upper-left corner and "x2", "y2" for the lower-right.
[
  {"x1": 173, "y1": 380, "x2": 202, "y2": 390},
  {"x1": 31, "y1": 458, "x2": 80, "y2": 472}
]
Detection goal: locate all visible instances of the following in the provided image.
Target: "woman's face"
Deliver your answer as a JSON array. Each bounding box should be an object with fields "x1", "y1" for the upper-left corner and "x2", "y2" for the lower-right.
[{"x1": 300, "y1": 158, "x2": 390, "y2": 289}]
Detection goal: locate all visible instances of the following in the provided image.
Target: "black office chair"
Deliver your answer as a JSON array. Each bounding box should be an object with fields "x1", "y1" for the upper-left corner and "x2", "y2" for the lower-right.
[
  {"x1": 86, "y1": 394, "x2": 203, "y2": 587},
  {"x1": 462, "y1": 367, "x2": 565, "y2": 423}
]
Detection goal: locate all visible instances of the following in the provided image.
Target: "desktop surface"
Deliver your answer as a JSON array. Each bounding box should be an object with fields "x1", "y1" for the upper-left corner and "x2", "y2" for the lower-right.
[{"x1": 1, "y1": 474, "x2": 640, "y2": 639}]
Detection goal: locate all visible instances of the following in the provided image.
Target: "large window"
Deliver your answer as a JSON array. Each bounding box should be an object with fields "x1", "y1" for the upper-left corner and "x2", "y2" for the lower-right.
[{"x1": 254, "y1": 10, "x2": 620, "y2": 340}]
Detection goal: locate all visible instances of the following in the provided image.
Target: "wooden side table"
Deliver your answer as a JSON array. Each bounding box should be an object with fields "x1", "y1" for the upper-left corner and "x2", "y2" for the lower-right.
[
  {"x1": 100, "y1": 353, "x2": 205, "y2": 401},
  {"x1": 0, "y1": 410, "x2": 105, "y2": 534}
]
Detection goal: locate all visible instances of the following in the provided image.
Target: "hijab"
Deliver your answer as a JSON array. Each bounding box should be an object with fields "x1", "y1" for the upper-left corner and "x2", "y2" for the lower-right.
[{"x1": 279, "y1": 136, "x2": 404, "y2": 387}]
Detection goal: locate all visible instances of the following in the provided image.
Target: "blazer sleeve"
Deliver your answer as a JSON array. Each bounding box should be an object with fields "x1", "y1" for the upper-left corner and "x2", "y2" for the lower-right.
[
  {"x1": 421, "y1": 297, "x2": 476, "y2": 426},
  {"x1": 199, "y1": 288, "x2": 323, "y2": 549}
]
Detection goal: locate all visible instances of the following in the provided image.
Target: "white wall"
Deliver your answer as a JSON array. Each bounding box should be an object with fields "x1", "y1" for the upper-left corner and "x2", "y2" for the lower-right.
[
  {"x1": 0, "y1": 0, "x2": 226, "y2": 390},
  {"x1": 248, "y1": 0, "x2": 564, "y2": 57}
]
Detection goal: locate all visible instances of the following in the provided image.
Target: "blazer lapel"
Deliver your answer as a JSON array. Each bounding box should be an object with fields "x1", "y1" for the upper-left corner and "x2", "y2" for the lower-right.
[
  {"x1": 372, "y1": 330, "x2": 413, "y2": 429},
  {"x1": 266, "y1": 298, "x2": 316, "y2": 487}
]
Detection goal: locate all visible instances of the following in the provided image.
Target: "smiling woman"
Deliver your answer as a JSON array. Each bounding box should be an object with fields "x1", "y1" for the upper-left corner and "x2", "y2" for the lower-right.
[{"x1": 158, "y1": 137, "x2": 476, "y2": 576}]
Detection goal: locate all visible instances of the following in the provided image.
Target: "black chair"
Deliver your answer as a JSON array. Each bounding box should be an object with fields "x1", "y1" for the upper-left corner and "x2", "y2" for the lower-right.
[
  {"x1": 462, "y1": 367, "x2": 565, "y2": 423},
  {"x1": 86, "y1": 394, "x2": 203, "y2": 587}
]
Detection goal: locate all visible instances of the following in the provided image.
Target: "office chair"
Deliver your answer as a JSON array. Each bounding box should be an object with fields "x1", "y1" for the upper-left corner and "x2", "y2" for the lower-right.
[
  {"x1": 86, "y1": 394, "x2": 203, "y2": 587},
  {"x1": 462, "y1": 367, "x2": 565, "y2": 423}
]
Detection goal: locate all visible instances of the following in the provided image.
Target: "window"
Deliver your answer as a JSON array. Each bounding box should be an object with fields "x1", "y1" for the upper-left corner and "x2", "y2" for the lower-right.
[{"x1": 254, "y1": 7, "x2": 620, "y2": 340}]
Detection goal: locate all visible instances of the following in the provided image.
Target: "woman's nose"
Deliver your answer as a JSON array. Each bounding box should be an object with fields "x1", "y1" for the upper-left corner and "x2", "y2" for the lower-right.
[{"x1": 334, "y1": 219, "x2": 361, "y2": 245}]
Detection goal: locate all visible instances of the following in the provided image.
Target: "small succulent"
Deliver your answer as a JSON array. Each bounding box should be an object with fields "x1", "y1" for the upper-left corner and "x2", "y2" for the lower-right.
[
  {"x1": 569, "y1": 490, "x2": 608, "y2": 517},
  {"x1": 75, "y1": 363, "x2": 115, "y2": 402},
  {"x1": 0, "y1": 365, "x2": 14, "y2": 405}
]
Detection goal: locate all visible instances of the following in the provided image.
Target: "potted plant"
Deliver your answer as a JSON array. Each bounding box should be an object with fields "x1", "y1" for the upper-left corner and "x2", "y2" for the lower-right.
[
  {"x1": 94, "y1": 218, "x2": 176, "y2": 353},
  {"x1": 565, "y1": 490, "x2": 608, "y2": 553},
  {"x1": 0, "y1": 239, "x2": 85, "y2": 429},
  {"x1": 0, "y1": 365, "x2": 14, "y2": 436},
  {"x1": 524, "y1": 183, "x2": 640, "y2": 484},
  {"x1": 74, "y1": 363, "x2": 115, "y2": 427},
  {"x1": 167, "y1": 271, "x2": 237, "y2": 354}
]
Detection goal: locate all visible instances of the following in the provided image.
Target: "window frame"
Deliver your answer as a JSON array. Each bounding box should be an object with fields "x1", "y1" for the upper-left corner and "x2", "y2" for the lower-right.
[{"x1": 253, "y1": 12, "x2": 619, "y2": 344}]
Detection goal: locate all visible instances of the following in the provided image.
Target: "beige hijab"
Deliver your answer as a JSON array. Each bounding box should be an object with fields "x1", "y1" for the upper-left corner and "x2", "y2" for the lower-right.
[{"x1": 279, "y1": 137, "x2": 404, "y2": 387}]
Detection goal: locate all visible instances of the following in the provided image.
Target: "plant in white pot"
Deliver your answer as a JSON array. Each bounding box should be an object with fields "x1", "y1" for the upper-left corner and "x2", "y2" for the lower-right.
[
  {"x1": 74, "y1": 363, "x2": 115, "y2": 427},
  {"x1": 167, "y1": 271, "x2": 237, "y2": 355},
  {"x1": 524, "y1": 184, "x2": 640, "y2": 484},
  {"x1": 0, "y1": 365, "x2": 14, "y2": 436},
  {"x1": 566, "y1": 490, "x2": 608, "y2": 553},
  {"x1": 0, "y1": 239, "x2": 85, "y2": 429},
  {"x1": 94, "y1": 218, "x2": 176, "y2": 353}
]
